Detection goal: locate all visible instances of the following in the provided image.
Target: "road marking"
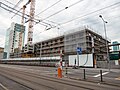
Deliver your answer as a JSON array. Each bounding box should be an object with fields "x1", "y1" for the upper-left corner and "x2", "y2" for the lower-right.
[
  {"x1": 93, "y1": 72, "x2": 109, "y2": 77},
  {"x1": 115, "y1": 77, "x2": 120, "y2": 80},
  {"x1": 0, "y1": 83, "x2": 9, "y2": 90}
]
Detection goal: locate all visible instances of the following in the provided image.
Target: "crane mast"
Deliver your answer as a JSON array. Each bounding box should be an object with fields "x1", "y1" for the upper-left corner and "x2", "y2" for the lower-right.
[
  {"x1": 18, "y1": 5, "x2": 26, "y2": 51},
  {"x1": 18, "y1": 0, "x2": 35, "y2": 52},
  {"x1": 27, "y1": 0, "x2": 35, "y2": 45}
]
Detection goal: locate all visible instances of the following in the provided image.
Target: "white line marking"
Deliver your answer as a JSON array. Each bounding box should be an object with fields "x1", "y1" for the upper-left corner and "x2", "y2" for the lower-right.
[
  {"x1": 115, "y1": 77, "x2": 120, "y2": 80},
  {"x1": 93, "y1": 72, "x2": 109, "y2": 77},
  {"x1": 0, "y1": 83, "x2": 9, "y2": 90}
]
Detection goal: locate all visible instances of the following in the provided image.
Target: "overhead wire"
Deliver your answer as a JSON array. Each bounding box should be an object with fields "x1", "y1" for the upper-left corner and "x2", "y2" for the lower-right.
[
  {"x1": 1, "y1": 14, "x2": 120, "y2": 48},
  {"x1": 33, "y1": 13, "x2": 120, "y2": 45},
  {"x1": 0, "y1": 0, "x2": 119, "y2": 47},
  {"x1": 42, "y1": 0, "x2": 84, "y2": 20},
  {"x1": 0, "y1": 2, "x2": 23, "y2": 18},
  {"x1": 0, "y1": 2, "x2": 56, "y2": 29},
  {"x1": 11, "y1": 8, "x2": 22, "y2": 19},
  {"x1": 36, "y1": 0, "x2": 62, "y2": 16},
  {"x1": 33, "y1": 26, "x2": 60, "y2": 44},
  {"x1": 0, "y1": 1, "x2": 54, "y2": 47},
  {"x1": 11, "y1": 0, "x2": 31, "y2": 19},
  {"x1": 0, "y1": 2, "x2": 57, "y2": 47},
  {"x1": 70, "y1": 4, "x2": 120, "y2": 26},
  {"x1": 0, "y1": 2, "x2": 26, "y2": 17},
  {"x1": 4, "y1": 0, "x2": 15, "y2": 6},
  {"x1": 59, "y1": 1, "x2": 120, "y2": 25},
  {"x1": 40, "y1": 1, "x2": 120, "y2": 32},
  {"x1": 3, "y1": 1, "x2": 119, "y2": 27},
  {"x1": 81, "y1": 16, "x2": 120, "y2": 27},
  {"x1": 33, "y1": 0, "x2": 85, "y2": 28},
  {"x1": 3, "y1": 0, "x2": 59, "y2": 28},
  {"x1": 12, "y1": 0, "x2": 23, "y2": 9}
]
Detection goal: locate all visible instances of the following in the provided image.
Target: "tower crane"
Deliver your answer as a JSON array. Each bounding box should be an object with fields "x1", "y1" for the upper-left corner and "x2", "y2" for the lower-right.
[
  {"x1": 18, "y1": 5, "x2": 26, "y2": 51},
  {"x1": 27, "y1": 0, "x2": 35, "y2": 45},
  {"x1": 18, "y1": 0, "x2": 31, "y2": 51},
  {"x1": 11, "y1": 0, "x2": 35, "y2": 54}
]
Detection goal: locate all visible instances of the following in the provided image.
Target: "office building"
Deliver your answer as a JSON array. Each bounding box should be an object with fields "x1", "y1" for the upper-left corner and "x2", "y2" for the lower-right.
[{"x1": 3, "y1": 22, "x2": 25, "y2": 58}]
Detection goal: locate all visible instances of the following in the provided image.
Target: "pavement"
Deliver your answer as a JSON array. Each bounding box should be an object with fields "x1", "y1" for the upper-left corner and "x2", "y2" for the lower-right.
[{"x1": 62, "y1": 67, "x2": 120, "y2": 87}]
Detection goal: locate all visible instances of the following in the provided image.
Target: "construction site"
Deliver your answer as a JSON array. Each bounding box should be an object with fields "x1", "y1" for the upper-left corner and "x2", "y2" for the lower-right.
[
  {"x1": 0, "y1": 1, "x2": 120, "y2": 90},
  {"x1": 1, "y1": 0, "x2": 120, "y2": 68},
  {"x1": 0, "y1": 0, "x2": 112, "y2": 68},
  {"x1": 7, "y1": 26, "x2": 112, "y2": 68}
]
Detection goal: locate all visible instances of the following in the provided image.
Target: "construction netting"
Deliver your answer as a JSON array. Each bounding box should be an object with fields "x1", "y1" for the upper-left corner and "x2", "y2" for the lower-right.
[{"x1": 64, "y1": 27, "x2": 87, "y2": 53}]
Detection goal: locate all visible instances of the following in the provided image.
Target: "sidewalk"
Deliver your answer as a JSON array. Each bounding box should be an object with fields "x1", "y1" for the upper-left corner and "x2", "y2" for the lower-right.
[
  {"x1": 62, "y1": 66, "x2": 120, "y2": 73},
  {"x1": 62, "y1": 67, "x2": 120, "y2": 87}
]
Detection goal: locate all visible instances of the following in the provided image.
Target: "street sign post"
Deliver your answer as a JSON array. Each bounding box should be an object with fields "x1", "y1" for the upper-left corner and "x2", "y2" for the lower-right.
[
  {"x1": 77, "y1": 47, "x2": 82, "y2": 54},
  {"x1": 76, "y1": 47, "x2": 82, "y2": 67}
]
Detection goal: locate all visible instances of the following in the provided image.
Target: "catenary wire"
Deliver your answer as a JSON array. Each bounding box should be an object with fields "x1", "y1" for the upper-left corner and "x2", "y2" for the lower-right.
[
  {"x1": 12, "y1": 0, "x2": 23, "y2": 9},
  {"x1": 36, "y1": 0, "x2": 62, "y2": 16},
  {"x1": 63, "y1": 4, "x2": 120, "y2": 26},
  {"x1": 4, "y1": 0, "x2": 15, "y2": 6},
  {"x1": 42, "y1": 0, "x2": 84, "y2": 20},
  {"x1": 3, "y1": 0, "x2": 59, "y2": 27},
  {"x1": 0, "y1": 0, "x2": 119, "y2": 47},
  {"x1": 0, "y1": 3, "x2": 119, "y2": 46},
  {"x1": 33, "y1": 14, "x2": 120, "y2": 45},
  {"x1": 1, "y1": 14, "x2": 120, "y2": 48},
  {"x1": 59, "y1": 1, "x2": 120, "y2": 25}
]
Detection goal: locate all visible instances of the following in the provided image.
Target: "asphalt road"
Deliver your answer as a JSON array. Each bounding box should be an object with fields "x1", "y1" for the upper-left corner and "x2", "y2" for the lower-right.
[{"x1": 0, "y1": 64, "x2": 120, "y2": 90}]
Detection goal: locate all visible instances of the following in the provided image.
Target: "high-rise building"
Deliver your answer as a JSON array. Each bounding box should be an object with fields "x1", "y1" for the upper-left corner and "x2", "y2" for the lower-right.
[
  {"x1": 112, "y1": 41, "x2": 119, "y2": 51},
  {"x1": 3, "y1": 22, "x2": 25, "y2": 59}
]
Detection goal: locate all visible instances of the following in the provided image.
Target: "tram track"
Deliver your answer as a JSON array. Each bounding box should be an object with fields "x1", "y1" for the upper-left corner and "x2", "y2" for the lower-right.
[
  {"x1": 0, "y1": 73, "x2": 33, "y2": 90},
  {"x1": 0, "y1": 68, "x2": 57, "y2": 90},
  {"x1": 0, "y1": 67, "x2": 95, "y2": 90},
  {"x1": 3, "y1": 65, "x2": 120, "y2": 88},
  {"x1": 0, "y1": 66, "x2": 119, "y2": 90}
]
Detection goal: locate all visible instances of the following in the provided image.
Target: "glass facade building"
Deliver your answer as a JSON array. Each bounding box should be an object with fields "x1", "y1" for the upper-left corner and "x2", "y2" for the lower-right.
[
  {"x1": 3, "y1": 22, "x2": 25, "y2": 59},
  {"x1": 112, "y1": 41, "x2": 119, "y2": 51}
]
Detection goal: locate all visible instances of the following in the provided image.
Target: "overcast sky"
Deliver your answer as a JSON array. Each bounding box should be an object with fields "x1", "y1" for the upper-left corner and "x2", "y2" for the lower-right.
[{"x1": 0, "y1": 0, "x2": 120, "y2": 47}]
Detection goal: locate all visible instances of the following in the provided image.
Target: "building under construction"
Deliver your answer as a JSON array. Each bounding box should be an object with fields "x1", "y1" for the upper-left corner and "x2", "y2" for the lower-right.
[{"x1": 9, "y1": 26, "x2": 110, "y2": 67}]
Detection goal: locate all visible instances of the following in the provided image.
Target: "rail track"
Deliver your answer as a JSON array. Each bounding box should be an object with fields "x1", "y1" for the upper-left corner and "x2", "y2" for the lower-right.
[
  {"x1": 0, "y1": 73, "x2": 33, "y2": 90},
  {"x1": 0, "y1": 66, "x2": 119, "y2": 90},
  {"x1": 0, "y1": 67, "x2": 95, "y2": 90},
  {"x1": 0, "y1": 69, "x2": 57, "y2": 90}
]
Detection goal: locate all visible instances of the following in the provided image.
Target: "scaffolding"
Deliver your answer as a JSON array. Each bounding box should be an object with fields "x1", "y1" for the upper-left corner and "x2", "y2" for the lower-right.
[{"x1": 64, "y1": 27, "x2": 86, "y2": 54}]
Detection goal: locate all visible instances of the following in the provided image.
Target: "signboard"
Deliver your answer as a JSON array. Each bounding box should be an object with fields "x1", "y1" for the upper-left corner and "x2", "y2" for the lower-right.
[
  {"x1": 109, "y1": 53, "x2": 119, "y2": 60},
  {"x1": 77, "y1": 47, "x2": 82, "y2": 54}
]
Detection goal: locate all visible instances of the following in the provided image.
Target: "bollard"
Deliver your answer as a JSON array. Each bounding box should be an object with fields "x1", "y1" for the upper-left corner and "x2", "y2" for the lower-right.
[
  {"x1": 100, "y1": 70, "x2": 103, "y2": 82},
  {"x1": 83, "y1": 69, "x2": 86, "y2": 80},
  {"x1": 65, "y1": 67, "x2": 67, "y2": 74},
  {"x1": 58, "y1": 67, "x2": 62, "y2": 78}
]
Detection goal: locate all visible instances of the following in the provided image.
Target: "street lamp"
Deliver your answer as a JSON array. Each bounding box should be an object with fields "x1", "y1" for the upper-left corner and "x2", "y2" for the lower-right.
[{"x1": 99, "y1": 15, "x2": 110, "y2": 71}]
